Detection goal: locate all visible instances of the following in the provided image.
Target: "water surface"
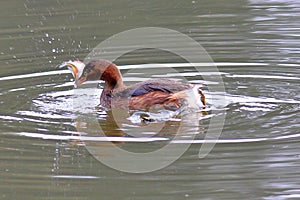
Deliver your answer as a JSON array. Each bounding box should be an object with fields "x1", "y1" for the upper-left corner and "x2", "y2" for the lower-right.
[{"x1": 1, "y1": 0, "x2": 300, "y2": 199}]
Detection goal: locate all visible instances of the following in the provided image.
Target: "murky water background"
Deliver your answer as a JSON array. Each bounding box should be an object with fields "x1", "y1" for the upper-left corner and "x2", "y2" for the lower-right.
[{"x1": 1, "y1": 0, "x2": 300, "y2": 199}]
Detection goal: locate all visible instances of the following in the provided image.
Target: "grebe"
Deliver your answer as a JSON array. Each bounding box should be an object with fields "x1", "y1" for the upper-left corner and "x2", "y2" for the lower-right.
[{"x1": 60, "y1": 59, "x2": 206, "y2": 111}]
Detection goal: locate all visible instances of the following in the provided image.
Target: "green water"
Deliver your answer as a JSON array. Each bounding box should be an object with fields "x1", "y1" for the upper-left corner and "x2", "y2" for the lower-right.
[{"x1": 1, "y1": 0, "x2": 300, "y2": 199}]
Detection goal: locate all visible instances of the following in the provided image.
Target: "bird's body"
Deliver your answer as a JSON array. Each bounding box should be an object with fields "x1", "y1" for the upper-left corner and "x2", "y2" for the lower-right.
[{"x1": 60, "y1": 59, "x2": 206, "y2": 111}]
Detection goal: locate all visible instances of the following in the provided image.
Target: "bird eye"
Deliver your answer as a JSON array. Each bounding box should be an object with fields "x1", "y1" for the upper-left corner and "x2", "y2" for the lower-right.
[{"x1": 83, "y1": 71, "x2": 88, "y2": 77}]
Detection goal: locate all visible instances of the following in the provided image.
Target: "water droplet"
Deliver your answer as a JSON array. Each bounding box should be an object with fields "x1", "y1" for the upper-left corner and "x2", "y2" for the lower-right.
[{"x1": 52, "y1": 49, "x2": 56, "y2": 53}]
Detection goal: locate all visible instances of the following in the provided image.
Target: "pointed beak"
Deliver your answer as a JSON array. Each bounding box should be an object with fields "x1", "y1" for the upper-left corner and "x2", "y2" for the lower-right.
[
  {"x1": 74, "y1": 76, "x2": 87, "y2": 88},
  {"x1": 58, "y1": 60, "x2": 85, "y2": 87}
]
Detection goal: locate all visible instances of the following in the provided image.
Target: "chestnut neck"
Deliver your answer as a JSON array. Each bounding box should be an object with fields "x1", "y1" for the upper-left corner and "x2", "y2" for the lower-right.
[{"x1": 97, "y1": 63, "x2": 125, "y2": 92}]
